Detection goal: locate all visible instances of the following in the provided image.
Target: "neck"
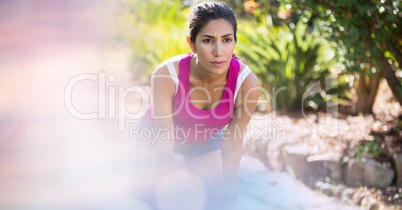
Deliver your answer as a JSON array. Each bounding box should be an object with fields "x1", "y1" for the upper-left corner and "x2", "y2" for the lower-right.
[{"x1": 192, "y1": 56, "x2": 229, "y2": 85}]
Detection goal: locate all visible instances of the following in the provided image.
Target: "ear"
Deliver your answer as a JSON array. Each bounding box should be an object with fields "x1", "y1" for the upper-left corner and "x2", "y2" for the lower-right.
[{"x1": 187, "y1": 36, "x2": 196, "y2": 52}]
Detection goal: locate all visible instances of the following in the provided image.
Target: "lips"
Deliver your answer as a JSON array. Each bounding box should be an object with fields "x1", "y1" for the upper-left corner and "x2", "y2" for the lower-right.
[{"x1": 211, "y1": 61, "x2": 226, "y2": 67}]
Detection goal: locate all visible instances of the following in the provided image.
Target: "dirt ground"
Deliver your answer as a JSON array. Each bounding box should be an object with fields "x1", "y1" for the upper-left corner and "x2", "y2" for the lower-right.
[{"x1": 252, "y1": 79, "x2": 402, "y2": 207}]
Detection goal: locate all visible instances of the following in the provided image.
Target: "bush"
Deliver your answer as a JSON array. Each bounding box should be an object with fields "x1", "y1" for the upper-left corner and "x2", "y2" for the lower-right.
[
  {"x1": 237, "y1": 17, "x2": 349, "y2": 112},
  {"x1": 115, "y1": 0, "x2": 190, "y2": 78}
]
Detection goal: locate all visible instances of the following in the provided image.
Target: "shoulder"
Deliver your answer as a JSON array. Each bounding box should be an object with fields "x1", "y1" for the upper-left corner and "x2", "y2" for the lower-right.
[
  {"x1": 151, "y1": 65, "x2": 176, "y2": 98},
  {"x1": 153, "y1": 54, "x2": 187, "y2": 76},
  {"x1": 152, "y1": 54, "x2": 188, "y2": 96},
  {"x1": 237, "y1": 59, "x2": 260, "y2": 89},
  {"x1": 234, "y1": 60, "x2": 260, "y2": 109},
  {"x1": 237, "y1": 59, "x2": 247, "y2": 71},
  {"x1": 162, "y1": 54, "x2": 187, "y2": 65}
]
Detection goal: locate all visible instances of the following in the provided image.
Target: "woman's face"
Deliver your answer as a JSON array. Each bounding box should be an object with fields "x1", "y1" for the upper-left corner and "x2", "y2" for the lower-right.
[{"x1": 189, "y1": 19, "x2": 236, "y2": 75}]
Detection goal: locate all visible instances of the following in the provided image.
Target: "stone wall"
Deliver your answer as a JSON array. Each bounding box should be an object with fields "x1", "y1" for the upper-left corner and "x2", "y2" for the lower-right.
[{"x1": 243, "y1": 138, "x2": 402, "y2": 209}]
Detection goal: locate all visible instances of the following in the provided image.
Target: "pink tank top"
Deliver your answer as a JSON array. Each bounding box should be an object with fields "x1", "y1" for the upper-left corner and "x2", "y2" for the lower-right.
[{"x1": 172, "y1": 53, "x2": 240, "y2": 143}]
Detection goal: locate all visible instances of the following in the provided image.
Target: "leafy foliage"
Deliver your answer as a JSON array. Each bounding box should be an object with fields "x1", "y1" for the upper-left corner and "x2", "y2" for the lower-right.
[
  {"x1": 115, "y1": 0, "x2": 190, "y2": 77},
  {"x1": 280, "y1": 0, "x2": 402, "y2": 108},
  {"x1": 237, "y1": 18, "x2": 346, "y2": 111},
  {"x1": 349, "y1": 139, "x2": 391, "y2": 169},
  {"x1": 281, "y1": 0, "x2": 401, "y2": 71}
]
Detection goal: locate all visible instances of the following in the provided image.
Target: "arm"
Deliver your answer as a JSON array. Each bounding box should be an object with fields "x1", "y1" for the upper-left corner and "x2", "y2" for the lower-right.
[
  {"x1": 151, "y1": 64, "x2": 177, "y2": 174},
  {"x1": 221, "y1": 71, "x2": 260, "y2": 197}
]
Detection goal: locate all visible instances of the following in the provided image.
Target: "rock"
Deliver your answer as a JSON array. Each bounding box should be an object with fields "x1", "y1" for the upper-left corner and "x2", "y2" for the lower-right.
[
  {"x1": 360, "y1": 196, "x2": 372, "y2": 207},
  {"x1": 393, "y1": 153, "x2": 402, "y2": 187},
  {"x1": 344, "y1": 159, "x2": 365, "y2": 187},
  {"x1": 368, "y1": 202, "x2": 382, "y2": 210},
  {"x1": 332, "y1": 184, "x2": 347, "y2": 198},
  {"x1": 358, "y1": 195, "x2": 383, "y2": 210},
  {"x1": 307, "y1": 151, "x2": 342, "y2": 182},
  {"x1": 340, "y1": 187, "x2": 355, "y2": 202},
  {"x1": 363, "y1": 159, "x2": 395, "y2": 188},
  {"x1": 345, "y1": 158, "x2": 395, "y2": 188},
  {"x1": 236, "y1": 155, "x2": 364, "y2": 210},
  {"x1": 281, "y1": 144, "x2": 310, "y2": 182},
  {"x1": 315, "y1": 181, "x2": 334, "y2": 196},
  {"x1": 352, "y1": 190, "x2": 365, "y2": 205}
]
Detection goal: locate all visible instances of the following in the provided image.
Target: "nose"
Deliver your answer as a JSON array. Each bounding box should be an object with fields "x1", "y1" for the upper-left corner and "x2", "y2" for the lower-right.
[{"x1": 213, "y1": 42, "x2": 222, "y2": 57}]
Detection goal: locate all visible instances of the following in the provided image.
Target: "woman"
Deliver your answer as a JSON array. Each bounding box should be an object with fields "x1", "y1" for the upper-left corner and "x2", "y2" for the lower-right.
[{"x1": 139, "y1": 2, "x2": 260, "y2": 209}]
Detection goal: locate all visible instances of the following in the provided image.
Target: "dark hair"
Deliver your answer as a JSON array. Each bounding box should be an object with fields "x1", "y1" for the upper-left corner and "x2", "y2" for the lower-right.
[{"x1": 188, "y1": 2, "x2": 237, "y2": 43}]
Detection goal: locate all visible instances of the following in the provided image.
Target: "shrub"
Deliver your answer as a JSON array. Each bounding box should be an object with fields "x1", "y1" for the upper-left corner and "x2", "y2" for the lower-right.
[
  {"x1": 237, "y1": 18, "x2": 349, "y2": 112},
  {"x1": 115, "y1": 0, "x2": 190, "y2": 78}
]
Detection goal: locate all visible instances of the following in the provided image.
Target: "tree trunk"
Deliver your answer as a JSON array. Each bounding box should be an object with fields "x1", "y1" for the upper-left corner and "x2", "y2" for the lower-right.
[
  {"x1": 387, "y1": 39, "x2": 402, "y2": 68},
  {"x1": 383, "y1": 39, "x2": 402, "y2": 105},
  {"x1": 354, "y1": 70, "x2": 382, "y2": 114},
  {"x1": 378, "y1": 52, "x2": 402, "y2": 106}
]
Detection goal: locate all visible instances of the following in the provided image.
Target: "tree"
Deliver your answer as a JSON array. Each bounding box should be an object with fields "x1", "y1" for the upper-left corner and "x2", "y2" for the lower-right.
[
  {"x1": 237, "y1": 18, "x2": 337, "y2": 112},
  {"x1": 280, "y1": 0, "x2": 402, "y2": 114}
]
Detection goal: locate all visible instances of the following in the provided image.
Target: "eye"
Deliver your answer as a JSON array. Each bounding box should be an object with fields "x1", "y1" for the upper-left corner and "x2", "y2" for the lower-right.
[
  {"x1": 223, "y1": 38, "x2": 233, "y2": 42},
  {"x1": 202, "y1": 39, "x2": 213, "y2": 43}
]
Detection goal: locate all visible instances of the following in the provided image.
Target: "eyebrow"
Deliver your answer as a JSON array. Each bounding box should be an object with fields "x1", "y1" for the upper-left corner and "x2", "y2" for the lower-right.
[{"x1": 200, "y1": 33, "x2": 234, "y2": 38}]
